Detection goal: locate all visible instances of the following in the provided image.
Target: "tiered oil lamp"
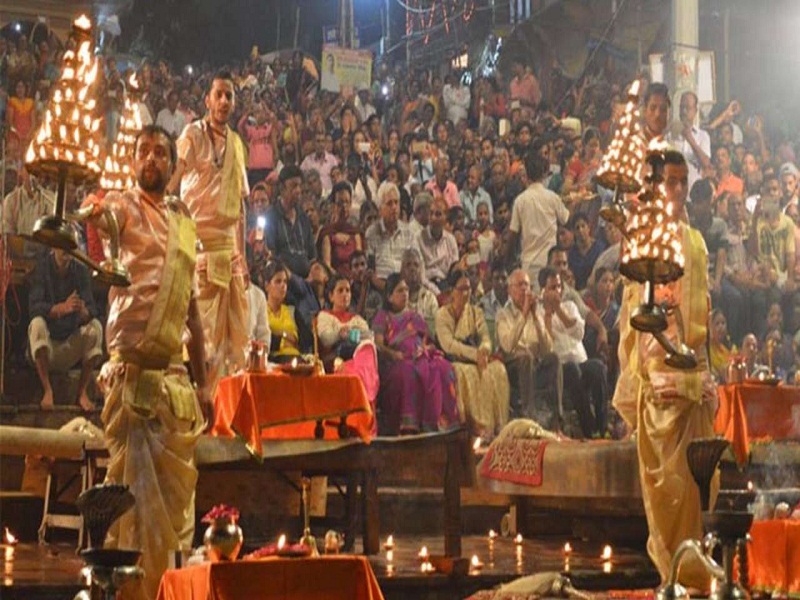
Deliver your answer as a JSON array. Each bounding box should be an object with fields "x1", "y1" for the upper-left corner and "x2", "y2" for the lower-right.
[
  {"x1": 619, "y1": 144, "x2": 697, "y2": 369},
  {"x1": 25, "y1": 15, "x2": 104, "y2": 251},
  {"x1": 24, "y1": 15, "x2": 130, "y2": 287},
  {"x1": 99, "y1": 74, "x2": 142, "y2": 192},
  {"x1": 595, "y1": 80, "x2": 646, "y2": 230}
]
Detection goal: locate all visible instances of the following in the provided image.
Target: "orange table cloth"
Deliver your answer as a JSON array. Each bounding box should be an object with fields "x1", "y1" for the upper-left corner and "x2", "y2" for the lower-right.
[
  {"x1": 714, "y1": 383, "x2": 800, "y2": 464},
  {"x1": 747, "y1": 519, "x2": 800, "y2": 596},
  {"x1": 212, "y1": 371, "x2": 374, "y2": 455},
  {"x1": 156, "y1": 555, "x2": 384, "y2": 600}
]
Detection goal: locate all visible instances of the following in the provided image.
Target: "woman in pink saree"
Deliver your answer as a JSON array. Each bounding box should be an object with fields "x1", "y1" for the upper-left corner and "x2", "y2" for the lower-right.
[
  {"x1": 372, "y1": 274, "x2": 460, "y2": 435},
  {"x1": 316, "y1": 275, "x2": 379, "y2": 434}
]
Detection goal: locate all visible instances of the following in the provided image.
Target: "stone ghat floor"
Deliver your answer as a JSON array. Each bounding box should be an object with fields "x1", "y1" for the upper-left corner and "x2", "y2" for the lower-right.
[{"x1": 0, "y1": 535, "x2": 663, "y2": 600}]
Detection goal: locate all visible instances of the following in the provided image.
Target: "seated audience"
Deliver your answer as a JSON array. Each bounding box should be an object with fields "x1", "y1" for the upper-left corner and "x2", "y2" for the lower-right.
[
  {"x1": 400, "y1": 248, "x2": 439, "y2": 329},
  {"x1": 316, "y1": 275, "x2": 379, "y2": 431},
  {"x1": 709, "y1": 309, "x2": 735, "y2": 383},
  {"x1": 319, "y1": 181, "x2": 363, "y2": 277},
  {"x1": 568, "y1": 212, "x2": 605, "y2": 291},
  {"x1": 539, "y1": 267, "x2": 609, "y2": 438},
  {"x1": 348, "y1": 250, "x2": 383, "y2": 323},
  {"x1": 264, "y1": 260, "x2": 301, "y2": 362},
  {"x1": 435, "y1": 269, "x2": 510, "y2": 439},
  {"x1": 265, "y1": 165, "x2": 317, "y2": 278},
  {"x1": 246, "y1": 269, "x2": 271, "y2": 351},
  {"x1": 28, "y1": 249, "x2": 103, "y2": 410},
  {"x1": 496, "y1": 269, "x2": 561, "y2": 426},
  {"x1": 417, "y1": 197, "x2": 459, "y2": 289},
  {"x1": 365, "y1": 181, "x2": 415, "y2": 282},
  {"x1": 372, "y1": 274, "x2": 460, "y2": 435}
]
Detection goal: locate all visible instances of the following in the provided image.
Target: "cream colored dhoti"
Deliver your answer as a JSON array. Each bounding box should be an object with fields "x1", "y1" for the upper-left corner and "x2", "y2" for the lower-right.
[
  {"x1": 196, "y1": 247, "x2": 248, "y2": 397},
  {"x1": 101, "y1": 360, "x2": 203, "y2": 600}
]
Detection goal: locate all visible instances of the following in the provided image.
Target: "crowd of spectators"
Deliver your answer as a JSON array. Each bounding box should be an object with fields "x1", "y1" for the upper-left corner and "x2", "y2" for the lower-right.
[{"x1": 0, "y1": 29, "x2": 797, "y2": 440}]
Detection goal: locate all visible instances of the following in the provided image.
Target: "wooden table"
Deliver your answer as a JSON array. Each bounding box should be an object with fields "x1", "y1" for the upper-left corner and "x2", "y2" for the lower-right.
[
  {"x1": 212, "y1": 371, "x2": 374, "y2": 455},
  {"x1": 714, "y1": 383, "x2": 800, "y2": 464},
  {"x1": 156, "y1": 556, "x2": 384, "y2": 600},
  {"x1": 196, "y1": 428, "x2": 473, "y2": 557}
]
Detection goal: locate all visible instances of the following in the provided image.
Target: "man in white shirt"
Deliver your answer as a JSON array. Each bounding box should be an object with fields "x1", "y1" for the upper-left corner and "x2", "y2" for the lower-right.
[
  {"x1": 442, "y1": 72, "x2": 471, "y2": 126},
  {"x1": 496, "y1": 269, "x2": 561, "y2": 424},
  {"x1": 155, "y1": 90, "x2": 187, "y2": 139},
  {"x1": 408, "y1": 191, "x2": 432, "y2": 238},
  {"x1": 417, "y1": 197, "x2": 459, "y2": 289},
  {"x1": 300, "y1": 131, "x2": 339, "y2": 192},
  {"x1": 666, "y1": 91, "x2": 710, "y2": 193},
  {"x1": 246, "y1": 271, "x2": 271, "y2": 352},
  {"x1": 365, "y1": 182, "x2": 415, "y2": 282},
  {"x1": 507, "y1": 154, "x2": 570, "y2": 289},
  {"x1": 3, "y1": 167, "x2": 54, "y2": 259},
  {"x1": 538, "y1": 267, "x2": 608, "y2": 438}
]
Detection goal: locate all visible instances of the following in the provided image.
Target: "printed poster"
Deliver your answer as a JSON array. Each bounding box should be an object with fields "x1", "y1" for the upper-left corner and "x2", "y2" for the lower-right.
[{"x1": 320, "y1": 45, "x2": 372, "y2": 93}]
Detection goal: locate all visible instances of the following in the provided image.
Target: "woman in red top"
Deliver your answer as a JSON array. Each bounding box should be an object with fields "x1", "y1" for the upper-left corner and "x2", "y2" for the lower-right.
[
  {"x1": 5, "y1": 80, "x2": 36, "y2": 162},
  {"x1": 319, "y1": 182, "x2": 363, "y2": 277}
]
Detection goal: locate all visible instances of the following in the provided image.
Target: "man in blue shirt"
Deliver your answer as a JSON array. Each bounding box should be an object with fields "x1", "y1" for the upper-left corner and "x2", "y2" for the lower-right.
[{"x1": 28, "y1": 248, "x2": 102, "y2": 410}]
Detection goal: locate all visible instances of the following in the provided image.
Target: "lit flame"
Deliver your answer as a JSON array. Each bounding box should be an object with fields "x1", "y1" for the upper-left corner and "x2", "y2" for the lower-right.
[
  {"x1": 386, "y1": 549, "x2": 393, "y2": 562},
  {"x1": 603, "y1": 560, "x2": 612, "y2": 574},
  {"x1": 629, "y1": 79, "x2": 641, "y2": 96},
  {"x1": 488, "y1": 529, "x2": 498, "y2": 540},
  {"x1": 4, "y1": 528, "x2": 17, "y2": 545},
  {"x1": 514, "y1": 534, "x2": 523, "y2": 545},
  {"x1": 601, "y1": 544, "x2": 612, "y2": 560},
  {"x1": 128, "y1": 73, "x2": 139, "y2": 90},
  {"x1": 291, "y1": 358, "x2": 298, "y2": 369},
  {"x1": 418, "y1": 546, "x2": 429, "y2": 560},
  {"x1": 277, "y1": 534, "x2": 286, "y2": 550},
  {"x1": 384, "y1": 535, "x2": 394, "y2": 550},
  {"x1": 473, "y1": 438, "x2": 481, "y2": 452},
  {"x1": 563, "y1": 542, "x2": 572, "y2": 554},
  {"x1": 74, "y1": 15, "x2": 92, "y2": 30},
  {"x1": 470, "y1": 554, "x2": 483, "y2": 569},
  {"x1": 747, "y1": 481, "x2": 754, "y2": 492}
]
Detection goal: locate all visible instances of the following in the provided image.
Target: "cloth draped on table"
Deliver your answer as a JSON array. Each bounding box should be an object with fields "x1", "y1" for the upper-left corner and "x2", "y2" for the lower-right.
[
  {"x1": 372, "y1": 309, "x2": 460, "y2": 435},
  {"x1": 434, "y1": 303, "x2": 509, "y2": 438},
  {"x1": 101, "y1": 207, "x2": 203, "y2": 600},
  {"x1": 613, "y1": 223, "x2": 718, "y2": 589}
]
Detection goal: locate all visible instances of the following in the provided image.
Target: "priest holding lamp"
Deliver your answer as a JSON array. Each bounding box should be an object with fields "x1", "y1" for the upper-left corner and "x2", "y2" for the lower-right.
[{"x1": 82, "y1": 124, "x2": 210, "y2": 599}]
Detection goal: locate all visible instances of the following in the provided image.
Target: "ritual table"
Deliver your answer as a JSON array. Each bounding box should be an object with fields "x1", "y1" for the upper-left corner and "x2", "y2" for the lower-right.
[
  {"x1": 212, "y1": 371, "x2": 374, "y2": 455},
  {"x1": 714, "y1": 383, "x2": 800, "y2": 464},
  {"x1": 747, "y1": 519, "x2": 800, "y2": 596},
  {"x1": 156, "y1": 555, "x2": 384, "y2": 600}
]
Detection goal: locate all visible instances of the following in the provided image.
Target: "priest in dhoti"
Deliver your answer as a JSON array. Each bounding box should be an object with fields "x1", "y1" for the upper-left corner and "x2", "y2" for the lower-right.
[
  {"x1": 84, "y1": 125, "x2": 210, "y2": 599},
  {"x1": 169, "y1": 69, "x2": 249, "y2": 397},
  {"x1": 613, "y1": 151, "x2": 717, "y2": 589}
]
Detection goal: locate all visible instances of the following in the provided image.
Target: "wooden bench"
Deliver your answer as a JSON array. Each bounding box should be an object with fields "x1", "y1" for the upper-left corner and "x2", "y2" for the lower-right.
[{"x1": 196, "y1": 427, "x2": 473, "y2": 557}]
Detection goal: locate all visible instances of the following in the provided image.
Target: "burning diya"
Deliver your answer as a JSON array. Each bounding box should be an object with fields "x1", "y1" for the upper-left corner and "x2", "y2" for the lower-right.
[
  {"x1": 99, "y1": 73, "x2": 143, "y2": 192},
  {"x1": 25, "y1": 15, "x2": 105, "y2": 252}
]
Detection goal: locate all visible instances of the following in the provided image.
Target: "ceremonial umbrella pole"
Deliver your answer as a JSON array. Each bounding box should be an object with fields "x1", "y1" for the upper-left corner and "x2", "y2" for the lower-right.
[{"x1": 24, "y1": 15, "x2": 129, "y2": 287}]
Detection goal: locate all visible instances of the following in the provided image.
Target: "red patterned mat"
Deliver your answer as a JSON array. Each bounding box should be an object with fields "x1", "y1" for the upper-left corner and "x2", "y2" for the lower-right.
[{"x1": 479, "y1": 438, "x2": 548, "y2": 486}]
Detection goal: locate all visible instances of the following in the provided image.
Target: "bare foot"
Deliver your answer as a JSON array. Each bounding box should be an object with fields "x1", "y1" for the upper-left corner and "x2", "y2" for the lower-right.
[
  {"x1": 78, "y1": 393, "x2": 96, "y2": 412},
  {"x1": 40, "y1": 388, "x2": 55, "y2": 410}
]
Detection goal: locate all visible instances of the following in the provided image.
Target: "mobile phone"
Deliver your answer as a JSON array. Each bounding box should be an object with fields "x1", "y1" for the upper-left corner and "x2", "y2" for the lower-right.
[
  {"x1": 411, "y1": 141, "x2": 428, "y2": 156},
  {"x1": 256, "y1": 215, "x2": 266, "y2": 241},
  {"x1": 358, "y1": 142, "x2": 371, "y2": 154}
]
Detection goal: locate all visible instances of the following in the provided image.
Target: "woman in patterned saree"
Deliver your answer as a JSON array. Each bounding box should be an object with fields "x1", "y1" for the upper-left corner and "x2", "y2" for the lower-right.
[
  {"x1": 435, "y1": 269, "x2": 510, "y2": 439},
  {"x1": 372, "y1": 274, "x2": 460, "y2": 434}
]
